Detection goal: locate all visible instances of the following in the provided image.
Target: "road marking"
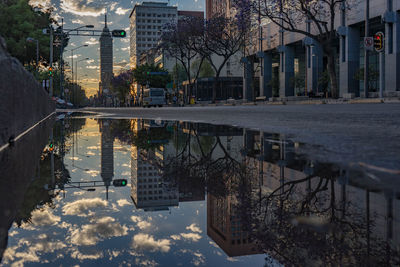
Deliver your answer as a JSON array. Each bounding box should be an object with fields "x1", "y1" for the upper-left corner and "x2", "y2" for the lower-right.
[{"x1": 0, "y1": 112, "x2": 55, "y2": 153}]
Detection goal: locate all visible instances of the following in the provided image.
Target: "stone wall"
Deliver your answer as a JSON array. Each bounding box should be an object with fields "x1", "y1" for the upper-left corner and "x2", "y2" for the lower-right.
[
  {"x1": 0, "y1": 116, "x2": 54, "y2": 262},
  {"x1": 0, "y1": 35, "x2": 55, "y2": 147}
]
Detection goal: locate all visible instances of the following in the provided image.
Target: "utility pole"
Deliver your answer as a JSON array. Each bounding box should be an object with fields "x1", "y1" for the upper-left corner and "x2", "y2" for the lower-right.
[
  {"x1": 60, "y1": 19, "x2": 64, "y2": 99},
  {"x1": 49, "y1": 25, "x2": 54, "y2": 97},
  {"x1": 364, "y1": 0, "x2": 370, "y2": 98}
]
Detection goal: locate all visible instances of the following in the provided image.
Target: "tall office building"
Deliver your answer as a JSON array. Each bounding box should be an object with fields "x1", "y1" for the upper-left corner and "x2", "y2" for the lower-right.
[
  {"x1": 99, "y1": 14, "x2": 113, "y2": 100},
  {"x1": 130, "y1": 120, "x2": 178, "y2": 211},
  {"x1": 205, "y1": 0, "x2": 231, "y2": 19},
  {"x1": 129, "y1": 2, "x2": 178, "y2": 68},
  {"x1": 207, "y1": 192, "x2": 260, "y2": 257}
]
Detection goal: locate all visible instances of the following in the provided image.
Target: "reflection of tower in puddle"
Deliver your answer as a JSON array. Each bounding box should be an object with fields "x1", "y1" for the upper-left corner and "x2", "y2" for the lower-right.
[
  {"x1": 131, "y1": 120, "x2": 178, "y2": 211},
  {"x1": 99, "y1": 119, "x2": 114, "y2": 200},
  {"x1": 207, "y1": 192, "x2": 260, "y2": 257}
]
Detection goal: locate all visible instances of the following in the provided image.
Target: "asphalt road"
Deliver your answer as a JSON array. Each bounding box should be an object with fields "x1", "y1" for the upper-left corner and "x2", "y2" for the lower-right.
[{"x1": 81, "y1": 103, "x2": 400, "y2": 171}]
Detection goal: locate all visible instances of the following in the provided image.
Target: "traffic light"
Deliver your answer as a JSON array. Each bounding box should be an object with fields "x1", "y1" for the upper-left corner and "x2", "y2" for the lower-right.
[
  {"x1": 49, "y1": 67, "x2": 53, "y2": 77},
  {"x1": 112, "y1": 30, "x2": 127, "y2": 38},
  {"x1": 113, "y1": 179, "x2": 127, "y2": 187},
  {"x1": 374, "y1": 32, "x2": 384, "y2": 52},
  {"x1": 49, "y1": 143, "x2": 54, "y2": 152}
]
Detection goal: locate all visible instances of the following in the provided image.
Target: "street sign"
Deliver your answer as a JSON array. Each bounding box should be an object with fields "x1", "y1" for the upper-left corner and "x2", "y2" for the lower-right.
[
  {"x1": 364, "y1": 37, "x2": 374, "y2": 51},
  {"x1": 374, "y1": 32, "x2": 384, "y2": 52}
]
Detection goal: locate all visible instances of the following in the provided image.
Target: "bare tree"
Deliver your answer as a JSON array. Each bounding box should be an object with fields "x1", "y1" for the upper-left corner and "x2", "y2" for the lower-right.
[
  {"x1": 246, "y1": 0, "x2": 349, "y2": 98},
  {"x1": 195, "y1": 16, "x2": 246, "y2": 103},
  {"x1": 160, "y1": 17, "x2": 205, "y2": 95}
]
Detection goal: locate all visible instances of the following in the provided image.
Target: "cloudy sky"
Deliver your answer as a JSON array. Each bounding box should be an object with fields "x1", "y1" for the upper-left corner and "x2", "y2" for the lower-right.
[{"x1": 29, "y1": 0, "x2": 205, "y2": 96}]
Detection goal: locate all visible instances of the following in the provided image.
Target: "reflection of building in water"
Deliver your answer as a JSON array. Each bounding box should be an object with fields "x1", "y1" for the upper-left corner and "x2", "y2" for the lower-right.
[
  {"x1": 207, "y1": 193, "x2": 260, "y2": 257},
  {"x1": 131, "y1": 120, "x2": 178, "y2": 211},
  {"x1": 243, "y1": 129, "x2": 400, "y2": 265},
  {"x1": 99, "y1": 119, "x2": 114, "y2": 200}
]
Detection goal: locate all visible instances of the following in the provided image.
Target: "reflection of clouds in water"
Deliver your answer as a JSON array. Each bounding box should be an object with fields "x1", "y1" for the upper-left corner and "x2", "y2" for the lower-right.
[
  {"x1": 121, "y1": 171, "x2": 130, "y2": 176},
  {"x1": 29, "y1": 207, "x2": 61, "y2": 226},
  {"x1": 87, "y1": 146, "x2": 99, "y2": 150},
  {"x1": 70, "y1": 249, "x2": 104, "y2": 260},
  {"x1": 227, "y1": 257, "x2": 239, "y2": 262},
  {"x1": 177, "y1": 249, "x2": 206, "y2": 266},
  {"x1": 117, "y1": 199, "x2": 131, "y2": 207},
  {"x1": 3, "y1": 235, "x2": 67, "y2": 266},
  {"x1": 132, "y1": 233, "x2": 171, "y2": 253},
  {"x1": 87, "y1": 151, "x2": 96, "y2": 156},
  {"x1": 180, "y1": 233, "x2": 202, "y2": 242},
  {"x1": 121, "y1": 163, "x2": 130, "y2": 167},
  {"x1": 170, "y1": 233, "x2": 202, "y2": 242},
  {"x1": 209, "y1": 241, "x2": 219, "y2": 248},
  {"x1": 8, "y1": 230, "x2": 18, "y2": 237},
  {"x1": 135, "y1": 258, "x2": 159, "y2": 267},
  {"x1": 131, "y1": 216, "x2": 152, "y2": 230},
  {"x1": 192, "y1": 252, "x2": 206, "y2": 266},
  {"x1": 73, "y1": 191, "x2": 85, "y2": 196},
  {"x1": 170, "y1": 235, "x2": 181, "y2": 240},
  {"x1": 62, "y1": 198, "x2": 108, "y2": 217},
  {"x1": 186, "y1": 223, "x2": 202, "y2": 233},
  {"x1": 70, "y1": 216, "x2": 128, "y2": 246},
  {"x1": 86, "y1": 169, "x2": 100, "y2": 177}
]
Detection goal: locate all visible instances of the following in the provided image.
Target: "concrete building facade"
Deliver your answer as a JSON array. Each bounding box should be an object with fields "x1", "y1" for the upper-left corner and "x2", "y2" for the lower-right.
[
  {"x1": 129, "y1": 2, "x2": 178, "y2": 69},
  {"x1": 239, "y1": 0, "x2": 400, "y2": 99}
]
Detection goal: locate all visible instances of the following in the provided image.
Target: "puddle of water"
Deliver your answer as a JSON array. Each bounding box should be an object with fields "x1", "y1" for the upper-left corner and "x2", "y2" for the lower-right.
[{"x1": 0, "y1": 115, "x2": 399, "y2": 266}]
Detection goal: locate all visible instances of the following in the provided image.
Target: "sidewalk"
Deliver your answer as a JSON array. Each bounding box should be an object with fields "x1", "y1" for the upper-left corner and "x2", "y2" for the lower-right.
[{"x1": 181, "y1": 96, "x2": 400, "y2": 107}]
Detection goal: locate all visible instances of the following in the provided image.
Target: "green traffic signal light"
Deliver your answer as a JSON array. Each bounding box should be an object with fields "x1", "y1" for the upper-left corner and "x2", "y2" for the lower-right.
[
  {"x1": 49, "y1": 143, "x2": 54, "y2": 151},
  {"x1": 112, "y1": 30, "x2": 127, "y2": 38},
  {"x1": 113, "y1": 179, "x2": 128, "y2": 187}
]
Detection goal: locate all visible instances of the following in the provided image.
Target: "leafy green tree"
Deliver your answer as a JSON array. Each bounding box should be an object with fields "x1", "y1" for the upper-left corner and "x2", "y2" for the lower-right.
[
  {"x1": 0, "y1": 0, "x2": 57, "y2": 66},
  {"x1": 171, "y1": 63, "x2": 188, "y2": 84},
  {"x1": 191, "y1": 59, "x2": 215, "y2": 78},
  {"x1": 111, "y1": 70, "x2": 132, "y2": 104},
  {"x1": 131, "y1": 63, "x2": 171, "y2": 88}
]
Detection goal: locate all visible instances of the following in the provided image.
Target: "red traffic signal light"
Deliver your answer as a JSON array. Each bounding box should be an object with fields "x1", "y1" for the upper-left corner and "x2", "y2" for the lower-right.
[
  {"x1": 113, "y1": 179, "x2": 127, "y2": 187},
  {"x1": 373, "y1": 32, "x2": 384, "y2": 52},
  {"x1": 49, "y1": 67, "x2": 53, "y2": 76},
  {"x1": 112, "y1": 30, "x2": 126, "y2": 38},
  {"x1": 49, "y1": 143, "x2": 54, "y2": 151}
]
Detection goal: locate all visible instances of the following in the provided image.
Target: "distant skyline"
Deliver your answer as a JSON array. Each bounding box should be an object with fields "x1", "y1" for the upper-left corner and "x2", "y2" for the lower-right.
[{"x1": 29, "y1": 0, "x2": 205, "y2": 96}]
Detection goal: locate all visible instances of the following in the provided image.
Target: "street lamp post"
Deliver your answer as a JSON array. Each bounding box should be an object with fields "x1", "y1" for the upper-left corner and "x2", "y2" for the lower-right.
[
  {"x1": 61, "y1": 24, "x2": 94, "y2": 100},
  {"x1": 74, "y1": 57, "x2": 89, "y2": 107},
  {"x1": 70, "y1": 45, "x2": 88, "y2": 102}
]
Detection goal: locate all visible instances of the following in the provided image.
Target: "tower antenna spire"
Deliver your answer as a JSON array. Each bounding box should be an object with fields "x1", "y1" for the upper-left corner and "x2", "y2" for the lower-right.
[{"x1": 105, "y1": 8, "x2": 107, "y2": 28}]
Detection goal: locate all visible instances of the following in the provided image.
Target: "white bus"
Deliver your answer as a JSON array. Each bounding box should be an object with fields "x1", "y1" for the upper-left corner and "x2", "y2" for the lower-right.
[{"x1": 143, "y1": 88, "x2": 166, "y2": 107}]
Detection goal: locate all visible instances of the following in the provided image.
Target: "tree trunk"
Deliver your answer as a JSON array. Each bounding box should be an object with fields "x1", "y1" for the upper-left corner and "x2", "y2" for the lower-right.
[
  {"x1": 212, "y1": 76, "x2": 218, "y2": 103},
  {"x1": 327, "y1": 52, "x2": 338, "y2": 98}
]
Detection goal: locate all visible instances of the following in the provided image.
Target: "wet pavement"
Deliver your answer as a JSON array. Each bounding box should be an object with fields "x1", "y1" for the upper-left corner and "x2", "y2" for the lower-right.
[{"x1": 0, "y1": 112, "x2": 399, "y2": 266}]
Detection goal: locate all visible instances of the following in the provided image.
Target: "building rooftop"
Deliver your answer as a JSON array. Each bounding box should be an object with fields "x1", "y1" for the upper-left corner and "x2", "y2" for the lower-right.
[{"x1": 129, "y1": 1, "x2": 176, "y2": 18}]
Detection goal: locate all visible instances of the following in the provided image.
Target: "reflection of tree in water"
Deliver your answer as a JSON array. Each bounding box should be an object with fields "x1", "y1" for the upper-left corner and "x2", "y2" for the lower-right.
[
  {"x1": 237, "y1": 163, "x2": 400, "y2": 266},
  {"x1": 14, "y1": 151, "x2": 70, "y2": 227},
  {"x1": 149, "y1": 124, "x2": 399, "y2": 266},
  {"x1": 103, "y1": 119, "x2": 400, "y2": 265},
  {"x1": 12, "y1": 118, "x2": 81, "y2": 227}
]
